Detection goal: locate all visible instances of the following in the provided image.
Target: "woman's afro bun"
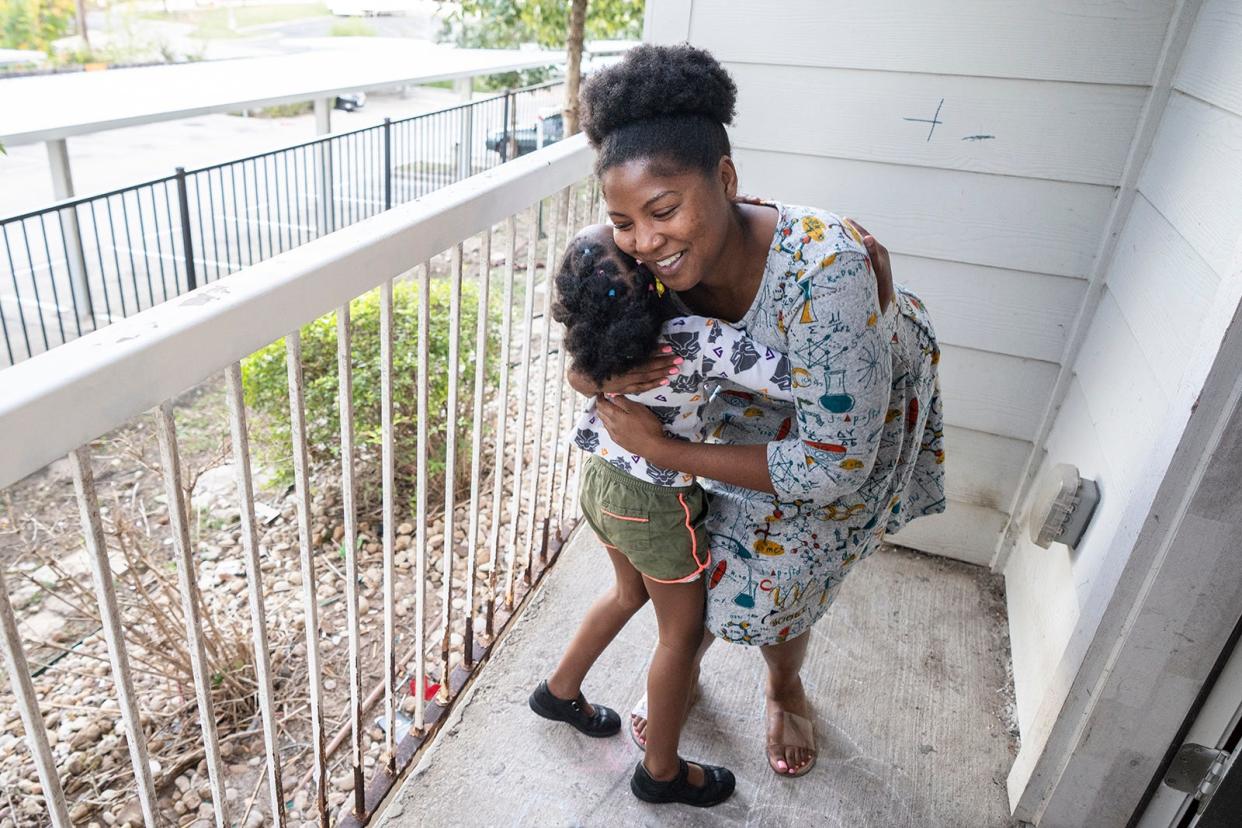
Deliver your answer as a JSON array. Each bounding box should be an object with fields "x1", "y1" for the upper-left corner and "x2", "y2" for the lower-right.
[
  {"x1": 580, "y1": 44, "x2": 737, "y2": 175},
  {"x1": 580, "y1": 43, "x2": 737, "y2": 146}
]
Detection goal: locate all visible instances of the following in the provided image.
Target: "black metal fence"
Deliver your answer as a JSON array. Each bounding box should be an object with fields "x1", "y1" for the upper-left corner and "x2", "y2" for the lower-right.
[{"x1": 0, "y1": 80, "x2": 564, "y2": 368}]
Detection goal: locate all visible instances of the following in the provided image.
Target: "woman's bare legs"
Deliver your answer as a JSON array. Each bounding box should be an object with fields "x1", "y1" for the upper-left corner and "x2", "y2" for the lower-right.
[
  {"x1": 630, "y1": 628, "x2": 816, "y2": 775},
  {"x1": 640, "y1": 575, "x2": 710, "y2": 786},
  {"x1": 632, "y1": 631, "x2": 714, "y2": 746},
  {"x1": 545, "y1": 546, "x2": 649, "y2": 713},
  {"x1": 761, "y1": 631, "x2": 815, "y2": 774}
]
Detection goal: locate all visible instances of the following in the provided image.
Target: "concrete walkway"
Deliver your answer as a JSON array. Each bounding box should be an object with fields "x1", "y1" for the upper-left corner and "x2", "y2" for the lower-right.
[{"x1": 378, "y1": 529, "x2": 1019, "y2": 827}]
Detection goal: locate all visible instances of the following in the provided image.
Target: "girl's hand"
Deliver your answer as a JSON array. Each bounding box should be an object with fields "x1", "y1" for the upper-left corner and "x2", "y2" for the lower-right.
[
  {"x1": 844, "y1": 218, "x2": 895, "y2": 313},
  {"x1": 567, "y1": 348, "x2": 683, "y2": 396},
  {"x1": 595, "y1": 394, "x2": 667, "y2": 457}
]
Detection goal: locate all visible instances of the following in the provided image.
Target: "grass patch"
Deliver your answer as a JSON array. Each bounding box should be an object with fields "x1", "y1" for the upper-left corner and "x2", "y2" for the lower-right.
[
  {"x1": 329, "y1": 19, "x2": 376, "y2": 37},
  {"x1": 145, "y1": 3, "x2": 331, "y2": 40}
]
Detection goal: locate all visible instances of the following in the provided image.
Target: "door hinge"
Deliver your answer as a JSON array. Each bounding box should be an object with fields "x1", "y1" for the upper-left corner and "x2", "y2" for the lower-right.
[{"x1": 1165, "y1": 743, "x2": 1230, "y2": 800}]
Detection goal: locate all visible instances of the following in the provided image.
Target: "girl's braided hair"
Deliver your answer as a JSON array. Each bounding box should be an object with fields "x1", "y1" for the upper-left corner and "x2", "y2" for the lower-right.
[{"x1": 551, "y1": 229, "x2": 671, "y2": 386}]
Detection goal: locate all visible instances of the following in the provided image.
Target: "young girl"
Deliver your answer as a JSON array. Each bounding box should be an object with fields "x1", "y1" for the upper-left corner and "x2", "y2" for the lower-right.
[{"x1": 527, "y1": 224, "x2": 793, "y2": 806}]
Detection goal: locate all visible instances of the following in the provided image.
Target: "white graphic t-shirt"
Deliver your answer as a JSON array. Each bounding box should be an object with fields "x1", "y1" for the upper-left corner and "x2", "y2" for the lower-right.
[{"x1": 572, "y1": 316, "x2": 793, "y2": 487}]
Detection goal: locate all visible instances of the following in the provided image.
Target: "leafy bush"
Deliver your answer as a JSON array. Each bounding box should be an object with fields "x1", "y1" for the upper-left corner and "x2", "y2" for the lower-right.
[
  {"x1": 1, "y1": 0, "x2": 74, "y2": 52},
  {"x1": 241, "y1": 278, "x2": 502, "y2": 512}
]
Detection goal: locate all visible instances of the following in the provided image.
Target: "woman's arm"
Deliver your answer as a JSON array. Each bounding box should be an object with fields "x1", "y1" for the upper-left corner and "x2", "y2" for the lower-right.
[
  {"x1": 844, "y1": 218, "x2": 894, "y2": 313},
  {"x1": 594, "y1": 396, "x2": 777, "y2": 493},
  {"x1": 596, "y1": 249, "x2": 891, "y2": 505},
  {"x1": 767, "y1": 249, "x2": 891, "y2": 505}
]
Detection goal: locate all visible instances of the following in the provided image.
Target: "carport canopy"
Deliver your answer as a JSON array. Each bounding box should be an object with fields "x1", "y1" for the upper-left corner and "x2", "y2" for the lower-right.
[{"x1": 0, "y1": 41, "x2": 567, "y2": 200}]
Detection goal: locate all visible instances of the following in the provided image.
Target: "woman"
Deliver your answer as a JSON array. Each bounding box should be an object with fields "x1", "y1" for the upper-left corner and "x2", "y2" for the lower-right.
[{"x1": 569, "y1": 44, "x2": 946, "y2": 778}]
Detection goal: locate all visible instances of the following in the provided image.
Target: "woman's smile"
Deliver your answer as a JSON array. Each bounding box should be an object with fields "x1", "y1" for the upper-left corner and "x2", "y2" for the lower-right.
[{"x1": 648, "y1": 249, "x2": 688, "y2": 281}]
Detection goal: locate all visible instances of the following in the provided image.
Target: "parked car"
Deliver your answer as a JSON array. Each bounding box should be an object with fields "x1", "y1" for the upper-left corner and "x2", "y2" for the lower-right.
[
  {"x1": 335, "y1": 93, "x2": 367, "y2": 112},
  {"x1": 485, "y1": 109, "x2": 564, "y2": 160}
]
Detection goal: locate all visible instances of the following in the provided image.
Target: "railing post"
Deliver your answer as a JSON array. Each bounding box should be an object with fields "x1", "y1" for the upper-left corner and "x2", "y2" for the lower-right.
[
  {"x1": 383, "y1": 117, "x2": 393, "y2": 211},
  {"x1": 0, "y1": 570, "x2": 72, "y2": 827},
  {"x1": 174, "y1": 167, "x2": 198, "y2": 292}
]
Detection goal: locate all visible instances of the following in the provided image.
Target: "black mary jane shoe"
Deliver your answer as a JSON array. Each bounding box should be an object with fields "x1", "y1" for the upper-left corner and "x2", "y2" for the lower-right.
[
  {"x1": 630, "y1": 758, "x2": 736, "y2": 807},
  {"x1": 528, "y1": 680, "x2": 621, "y2": 737}
]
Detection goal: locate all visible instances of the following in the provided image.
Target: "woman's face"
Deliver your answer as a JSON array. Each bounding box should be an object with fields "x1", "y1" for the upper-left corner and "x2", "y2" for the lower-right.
[{"x1": 601, "y1": 157, "x2": 736, "y2": 293}]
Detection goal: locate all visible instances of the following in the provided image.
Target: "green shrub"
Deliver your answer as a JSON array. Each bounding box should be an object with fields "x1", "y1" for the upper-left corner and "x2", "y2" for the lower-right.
[
  {"x1": 1, "y1": 0, "x2": 73, "y2": 52},
  {"x1": 241, "y1": 278, "x2": 501, "y2": 513},
  {"x1": 242, "y1": 101, "x2": 314, "y2": 119}
]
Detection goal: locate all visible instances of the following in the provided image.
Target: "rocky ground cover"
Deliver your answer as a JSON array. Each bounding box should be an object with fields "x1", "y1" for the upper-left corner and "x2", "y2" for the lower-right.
[{"x1": 0, "y1": 205, "x2": 583, "y2": 826}]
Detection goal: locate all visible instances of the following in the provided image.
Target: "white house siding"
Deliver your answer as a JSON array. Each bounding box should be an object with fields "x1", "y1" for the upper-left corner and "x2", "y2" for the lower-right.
[
  {"x1": 1000, "y1": 0, "x2": 1242, "y2": 803},
  {"x1": 648, "y1": 0, "x2": 1173, "y2": 567}
]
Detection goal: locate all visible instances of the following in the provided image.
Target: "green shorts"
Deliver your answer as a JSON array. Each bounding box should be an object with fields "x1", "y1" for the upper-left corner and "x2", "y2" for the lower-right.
[{"x1": 579, "y1": 455, "x2": 711, "y2": 583}]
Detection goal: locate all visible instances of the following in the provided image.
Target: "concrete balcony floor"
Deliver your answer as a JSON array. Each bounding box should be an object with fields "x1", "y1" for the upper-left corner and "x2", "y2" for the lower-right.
[{"x1": 377, "y1": 529, "x2": 1018, "y2": 827}]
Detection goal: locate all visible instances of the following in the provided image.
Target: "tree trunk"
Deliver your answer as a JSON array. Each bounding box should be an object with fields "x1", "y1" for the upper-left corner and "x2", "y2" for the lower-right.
[
  {"x1": 563, "y1": 0, "x2": 588, "y2": 136},
  {"x1": 75, "y1": 0, "x2": 90, "y2": 47}
]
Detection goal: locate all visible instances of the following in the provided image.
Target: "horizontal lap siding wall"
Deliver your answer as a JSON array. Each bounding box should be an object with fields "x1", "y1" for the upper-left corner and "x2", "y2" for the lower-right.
[
  {"x1": 1003, "y1": 0, "x2": 1242, "y2": 758},
  {"x1": 655, "y1": 0, "x2": 1172, "y2": 567}
]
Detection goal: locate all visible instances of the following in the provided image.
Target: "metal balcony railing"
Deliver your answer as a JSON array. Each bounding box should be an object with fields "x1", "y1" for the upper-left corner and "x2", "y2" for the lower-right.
[
  {"x1": 0, "y1": 135, "x2": 597, "y2": 826},
  {"x1": 0, "y1": 80, "x2": 565, "y2": 370}
]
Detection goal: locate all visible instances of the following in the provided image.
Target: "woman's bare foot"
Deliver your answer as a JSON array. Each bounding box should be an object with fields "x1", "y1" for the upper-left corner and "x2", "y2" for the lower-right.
[
  {"x1": 765, "y1": 677, "x2": 816, "y2": 776},
  {"x1": 631, "y1": 668, "x2": 701, "y2": 748}
]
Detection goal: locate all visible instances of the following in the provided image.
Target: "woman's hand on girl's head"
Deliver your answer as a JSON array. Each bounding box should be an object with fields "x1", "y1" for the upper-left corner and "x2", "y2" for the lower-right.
[
  {"x1": 844, "y1": 218, "x2": 894, "y2": 313},
  {"x1": 595, "y1": 394, "x2": 668, "y2": 457},
  {"x1": 567, "y1": 349, "x2": 683, "y2": 396}
]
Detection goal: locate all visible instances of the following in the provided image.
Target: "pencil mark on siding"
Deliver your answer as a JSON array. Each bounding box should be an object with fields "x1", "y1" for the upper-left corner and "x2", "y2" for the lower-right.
[{"x1": 903, "y1": 98, "x2": 945, "y2": 142}]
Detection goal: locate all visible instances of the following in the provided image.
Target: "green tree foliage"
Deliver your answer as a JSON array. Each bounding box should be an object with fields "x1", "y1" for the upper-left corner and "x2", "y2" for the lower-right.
[
  {"x1": 241, "y1": 278, "x2": 501, "y2": 513},
  {"x1": 1, "y1": 0, "x2": 74, "y2": 52},
  {"x1": 445, "y1": 0, "x2": 642, "y2": 49},
  {"x1": 440, "y1": 0, "x2": 643, "y2": 88}
]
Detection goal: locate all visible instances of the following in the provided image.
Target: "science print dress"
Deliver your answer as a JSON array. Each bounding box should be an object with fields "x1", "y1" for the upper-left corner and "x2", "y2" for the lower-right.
[{"x1": 692, "y1": 201, "x2": 945, "y2": 646}]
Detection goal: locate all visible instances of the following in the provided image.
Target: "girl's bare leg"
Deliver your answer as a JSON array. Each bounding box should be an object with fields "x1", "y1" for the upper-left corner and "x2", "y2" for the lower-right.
[
  {"x1": 545, "y1": 545, "x2": 649, "y2": 713},
  {"x1": 632, "y1": 630, "x2": 713, "y2": 746},
  {"x1": 640, "y1": 575, "x2": 709, "y2": 786}
]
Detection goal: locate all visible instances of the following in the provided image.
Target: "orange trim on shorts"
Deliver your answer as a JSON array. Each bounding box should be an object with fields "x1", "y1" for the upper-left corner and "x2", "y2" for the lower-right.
[
  {"x1": 643, "y1": 493, "x2": 712, "y2": 584},
  {"x1": 599, "y1": 508, "x2": 649, "y2": 523}
]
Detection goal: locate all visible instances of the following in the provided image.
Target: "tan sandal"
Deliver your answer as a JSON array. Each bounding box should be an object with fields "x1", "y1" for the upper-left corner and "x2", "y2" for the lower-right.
[{"x1": 766, "y1": 709, "x2": 817, "y2": 777}]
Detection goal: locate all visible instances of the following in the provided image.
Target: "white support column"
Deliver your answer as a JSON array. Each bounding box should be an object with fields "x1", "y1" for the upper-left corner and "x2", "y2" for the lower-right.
[
  {"x1": 455, "y1": 77, "x2": 474, "y2": 180},
  {"x1": 45, "y1": 138, "x2": 93, "y2": 326},
  {"x1": 313, "y1": 97, "x2": 332, "y2": 136},
  {"x1": 313, "y1": 99, "x2": 335, "y2": 235}
]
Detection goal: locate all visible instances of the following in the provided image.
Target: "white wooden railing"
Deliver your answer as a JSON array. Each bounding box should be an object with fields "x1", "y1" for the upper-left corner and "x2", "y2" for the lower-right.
[{"x1": 0, "y1": 135, "x2": 596, "y2": 826}]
